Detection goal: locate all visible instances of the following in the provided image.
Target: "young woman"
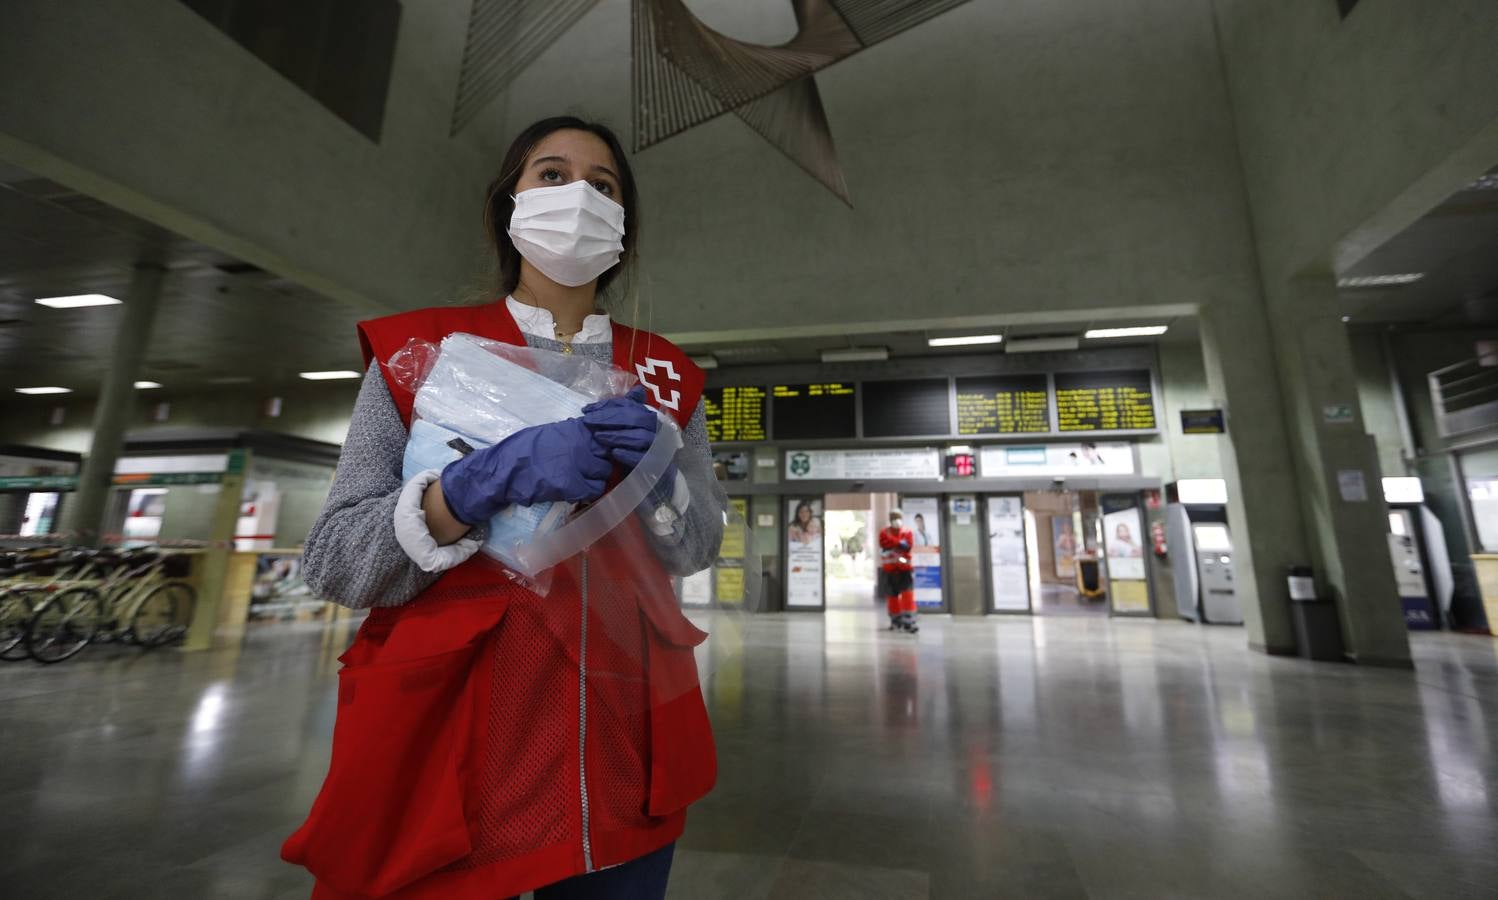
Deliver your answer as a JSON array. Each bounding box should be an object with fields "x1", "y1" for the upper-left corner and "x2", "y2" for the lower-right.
[{"x1": 281, "y1": 117, "x2": 726, "y2": 900}]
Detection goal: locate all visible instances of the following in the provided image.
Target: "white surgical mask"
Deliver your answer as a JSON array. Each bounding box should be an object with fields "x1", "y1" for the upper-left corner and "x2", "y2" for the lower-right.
[
  {"x1": 508, "y1": 180, "x2": 626, "y2": 287},
  {"x1": 890, "y1": 519, "x2": 903, "y2": 529}
]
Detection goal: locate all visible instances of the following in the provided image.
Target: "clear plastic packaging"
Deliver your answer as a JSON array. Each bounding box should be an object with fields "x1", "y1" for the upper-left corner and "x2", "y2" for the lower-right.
[{"x1": 389, "y1": 333, "x2": 680, "y2": 592}]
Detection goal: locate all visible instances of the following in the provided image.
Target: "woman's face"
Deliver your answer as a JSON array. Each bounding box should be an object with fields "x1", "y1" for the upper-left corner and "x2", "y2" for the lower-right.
[
  {"x1": 797, "y1": 505, "x2": 812, "y2": 525},
  {"x1": 1116, "y1": 524, "x2": 1131, "y2": 541},
  {"x1": 516, "y1": 129, "x2": 622, "y2": 201}
]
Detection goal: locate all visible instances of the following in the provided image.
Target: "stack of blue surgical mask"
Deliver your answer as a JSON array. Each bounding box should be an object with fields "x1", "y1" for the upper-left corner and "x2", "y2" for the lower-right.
[{"x1": 400, "y1": 333, "x2": 624, "y2": 575}]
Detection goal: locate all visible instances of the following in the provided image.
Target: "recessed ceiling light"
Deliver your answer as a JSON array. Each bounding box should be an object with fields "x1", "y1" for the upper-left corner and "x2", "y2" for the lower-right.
[
  {"x1": 1084, "y1": 326, "x2": 1169, "y2": 339},
  {"x1": 35, "y1": 293, "x2": 123, "y2": 309},
  {"x1": 820, "y1": 347, "x2": 889, "y2": 363},
  {"x1": 690, "y1": 354, "x2": 719, "y2": 370},
  {"x1": 1467, "y1": 172, "x2": 1498, "y2": 191},
  {"x1": 134, "y1": 381, "x2": 163, "y2": 389},
  {"x1": 1336, "y1": 273, "x2": 1424, "y2": 288},
  {"x1": 928, "y1": 334, "x2": 1003, "y2": 347},
  {"x1": 299, "y1": 370, "x2": 362, "y2": 381},
  {"x1": 1341, "y1": 316, "x2": 1351, "y2": 323},
  {"x1": 15, "y1": 386, "x2": 72, "y2": 395}
]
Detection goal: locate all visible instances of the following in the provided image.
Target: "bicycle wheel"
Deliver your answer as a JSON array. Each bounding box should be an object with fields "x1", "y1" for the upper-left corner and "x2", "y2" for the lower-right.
[
  {"x1": 131, "y1": 582, "x2": 196, "y2": 648},
  {"x1": 25, "y1": 587, "x2": 105, "y2": 664},
  {"x1": 0, "y1": 587, "x2": 43, "y2": 661}
]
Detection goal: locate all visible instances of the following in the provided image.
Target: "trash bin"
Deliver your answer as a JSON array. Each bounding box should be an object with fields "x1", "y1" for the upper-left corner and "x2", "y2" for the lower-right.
[{"x1": 1287, "y1": 566, "x2": 1345, "y2": 662}]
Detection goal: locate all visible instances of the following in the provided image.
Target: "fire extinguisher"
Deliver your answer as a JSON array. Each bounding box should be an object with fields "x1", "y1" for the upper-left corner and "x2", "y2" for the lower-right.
[{"x1": 1151, "y1": 521, "x2": 1168, "y2": 558}]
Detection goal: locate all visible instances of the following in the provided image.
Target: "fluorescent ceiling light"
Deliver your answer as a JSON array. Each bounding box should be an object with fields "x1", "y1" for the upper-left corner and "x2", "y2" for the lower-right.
[
  {"x1": 1084, "y1": 325, "x2": 1169, "y2": 339},
  {"x1": 299, "y1": 370, "x2": 362, "y2": 381},
  {"x1": 821, "y1": 347, "x2": 889, "y2": 363},
  {"x1": 928, "y1": 334, "x2": 1002, "y2": 347},
  {"x1": 34, "y1": 293, "x2": 123, "y2": 309},
  {"x1": 134, "y1": 381, "x2": 163, "y2": 389},
  {"x1": 1467, "y1": 173, "x2": 1498, "y2": 191},
  {"x1": 1006, "y1": 336, "x2": 1079, "y2": 353},
  {"x1": 1337, "y1": 273, "x2": 1424, "y2": 288},
  {"x1": 690, "y1": 354, "x2": 719, "y2": 370},
  {"x1": 16, "y1": 386, "x2": 73, "y2": 395}
]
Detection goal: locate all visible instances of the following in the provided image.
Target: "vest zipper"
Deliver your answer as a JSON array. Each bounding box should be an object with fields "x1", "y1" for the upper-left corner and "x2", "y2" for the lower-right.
[{"x1": 578, "y1": 552, "x2": 593, "y2": 872}]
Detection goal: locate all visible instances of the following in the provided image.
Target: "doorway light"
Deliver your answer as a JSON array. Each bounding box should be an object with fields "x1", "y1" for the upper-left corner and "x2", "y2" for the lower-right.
[
  {"x1": 820, "y1": 347, "x2": 888, "y2": 363},
  {"x1": 15, "y1": 386, "x2": 72, "y2": 395},
  {"x1": 299, "y1": 370, "x2": 362, "y2": 381},
  {"x1": 1336, "y1": 273, "x2": 1424, "y2": 288},
  {"x1": 1084, "y1": 325, "x2": 1169, "y2": 339},
  {"x1": 928, "y1": 334, "x2": 1002, "y2": 347},
  {"x1": 134, "y1": 381, "x2": 163, "y2": 389},
  {"x1": 35, "y1": 293, "x2": 122, "y2": 309}
]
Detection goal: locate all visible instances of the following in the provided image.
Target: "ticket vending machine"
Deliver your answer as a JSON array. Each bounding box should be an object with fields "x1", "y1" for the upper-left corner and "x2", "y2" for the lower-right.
[
  {"x1": 1382, "y1": 477, "x2": 1453, "y2": 630},
  {"x1": 1165, "y1": 478, "x2": 1243, "y2": 625}
]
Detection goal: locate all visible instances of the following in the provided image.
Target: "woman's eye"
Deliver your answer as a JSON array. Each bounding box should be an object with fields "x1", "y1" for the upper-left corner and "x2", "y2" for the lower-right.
[
  {"x1": 540, "y1": 168, "x2": 563, "y2": 183},
  {"x1": 592, "y1": 181, "x2": 614, "y2": 196}
]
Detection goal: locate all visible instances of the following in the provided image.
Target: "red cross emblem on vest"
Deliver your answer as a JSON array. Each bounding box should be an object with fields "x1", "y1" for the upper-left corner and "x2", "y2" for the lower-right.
[{"x1": 635, "y1": 357, "x2": 682, "y2": 411}]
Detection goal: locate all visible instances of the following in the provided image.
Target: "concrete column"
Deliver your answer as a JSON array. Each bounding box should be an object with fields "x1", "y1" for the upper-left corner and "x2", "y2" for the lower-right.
[
  {"x1": 1266, "y1": 275, "x2": 1411, "y2": 666},
  {"x1": 1199, "y1": 300, "x2": 1304, "y2": 654},
  {"x1": 60, "y1": 262, "x2": 165, "y2": 546}
]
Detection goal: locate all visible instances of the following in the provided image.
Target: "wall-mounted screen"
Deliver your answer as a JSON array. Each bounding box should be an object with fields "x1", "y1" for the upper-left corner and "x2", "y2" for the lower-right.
[
  {"x1": 955, "y1": 375, "x2": 1051, "y2": 435},
  {"x1": 771, "y1": 383, "x2": 857, "y2": 440},
  {"x1": 1054, "y1": 370, "x2": 1157, "y2": 432},
  {"x1": 703, "y1": 386, "x2": 768, "y2": 442},
  {"x1": 861, "y1": 379, "x2": 951, "y2": 437}
]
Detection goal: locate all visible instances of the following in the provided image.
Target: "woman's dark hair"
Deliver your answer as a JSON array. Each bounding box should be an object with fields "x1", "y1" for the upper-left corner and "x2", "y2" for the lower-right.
[
  {"x1": 795, "y1": 501, "x2": 814, "y2": 523},
  {"x1": 484, "y1": 116, "x2": 638, "y2": 299}
]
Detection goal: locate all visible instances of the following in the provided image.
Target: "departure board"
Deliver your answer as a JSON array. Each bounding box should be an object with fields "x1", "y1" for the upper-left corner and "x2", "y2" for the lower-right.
[
  {"x1": 861, "y1": 379, "x2": 952, "y2": 437},
  {"x1": 1054, "y1": 370, "x2": 1157, "y2": 431},
  {"x1": 771, "y1": 382, "x2": 857, "y2": 440},
  {"x1": 954, "y1": 375, "x2": 1051, "y2": 435},
  {"x1": 703, "y1": 386, "x2": 768, "y2": 442}
]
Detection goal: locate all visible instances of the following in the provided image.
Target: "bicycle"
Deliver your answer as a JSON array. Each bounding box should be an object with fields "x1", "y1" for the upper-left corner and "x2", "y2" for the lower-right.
[
  {"x1": 0, "y1": 548, "x2": 97, "y2": 661},
  {"x1": 22, "y1": 548, "x2": 196, "y2": 664}
]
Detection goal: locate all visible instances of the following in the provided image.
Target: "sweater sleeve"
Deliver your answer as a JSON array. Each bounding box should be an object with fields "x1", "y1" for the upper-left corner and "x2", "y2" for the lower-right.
[
  {"x1": 301, "y1": 362, "x2": 447, "y2": 609},
  {"x1": 637, "y1": 400, "x2": 727, "y2": 576}
]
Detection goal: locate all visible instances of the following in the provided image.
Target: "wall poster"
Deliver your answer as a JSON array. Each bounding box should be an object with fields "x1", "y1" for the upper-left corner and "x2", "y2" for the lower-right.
[
  {"x1": 986, "y1": 495, "x2": 1031, "y2": 612},
  {"x1": 1051, "y1": 517, "x2": 1078, "y2": 579},
  {"x1": 715, "y1": 497, "x2": 749, "y2": 606},
  {"x1": 1101, "y1": 494, "x2": 1150, "y2": 615},
  {"x1": 902, "y1": 497, "x2": 943, "y2": 609},
  {"x1": 787, "y1": 497, "x2": 825, "y2": 608}
]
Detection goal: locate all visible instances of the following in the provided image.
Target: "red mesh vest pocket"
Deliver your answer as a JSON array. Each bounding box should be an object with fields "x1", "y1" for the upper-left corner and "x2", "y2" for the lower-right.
[
  {"x1": 638, "y1": 599, "x2": 716, "y2": 818},
  {"x1": 282, "y1": 601, "x2": 507, "y2": 896}
]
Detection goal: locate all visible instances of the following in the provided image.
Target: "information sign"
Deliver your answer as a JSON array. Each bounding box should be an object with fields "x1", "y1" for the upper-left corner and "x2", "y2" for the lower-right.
[
  {"x1": 1054, "y1": 370, "x2": 1157, "y2": 431},
  {"x1": 955, "y1": 375, "x2": 1051, "y2": 435}
]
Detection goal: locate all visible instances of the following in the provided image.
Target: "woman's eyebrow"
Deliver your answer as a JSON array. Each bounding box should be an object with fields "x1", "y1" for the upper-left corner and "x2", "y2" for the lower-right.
[
  {"x1": 590, "y1": 164, "x2": 619, "y2": 180},
  {"x1": 530, "y1": 155, "x2": 569, "y2": 168}
]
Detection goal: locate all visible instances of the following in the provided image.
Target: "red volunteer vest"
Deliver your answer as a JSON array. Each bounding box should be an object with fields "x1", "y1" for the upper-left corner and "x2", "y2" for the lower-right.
[{"x1": 282, "y1": 301, "x2": 714, "y2": 899}]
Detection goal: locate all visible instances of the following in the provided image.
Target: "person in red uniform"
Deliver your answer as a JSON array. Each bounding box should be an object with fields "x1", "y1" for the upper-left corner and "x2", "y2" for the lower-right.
[
  {"x1": 281, "y1": 118, "x2": 725, "y2": 900},
  {"x1": 879, "y1": 509, "x2": 919, "y2": 633}
]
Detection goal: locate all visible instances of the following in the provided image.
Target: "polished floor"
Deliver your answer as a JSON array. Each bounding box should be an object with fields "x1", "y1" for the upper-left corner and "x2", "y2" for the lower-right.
[{"x1": 2, "y1": 611, "x2": 1497, "y2": 899}]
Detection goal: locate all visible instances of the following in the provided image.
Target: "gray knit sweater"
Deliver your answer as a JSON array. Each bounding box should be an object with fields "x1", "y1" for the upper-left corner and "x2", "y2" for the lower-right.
[{"x1": 302, "y1": 334, "x2": 726, "y2": 609}]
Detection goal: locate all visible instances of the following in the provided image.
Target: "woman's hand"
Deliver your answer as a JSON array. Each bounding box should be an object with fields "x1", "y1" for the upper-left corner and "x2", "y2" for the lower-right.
[
  {"x1": 438, "y1": 418, "x2": 613, "y2": 526},
  {"x1": 581, "y1": 385, "x2": 661, "y2": 468}
]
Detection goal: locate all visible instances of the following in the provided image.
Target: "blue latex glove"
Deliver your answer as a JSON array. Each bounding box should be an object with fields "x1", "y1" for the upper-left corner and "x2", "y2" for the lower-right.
[
  {"x1": 438, "y1": 418, "x2": 612, "y2": 525},
  {"x1": 585, "y1": 387, "x2": 677, "y2": 508},
  {"x1": 582, "y1": 385, "x2": 660, "y2": 462},
  {"x1": 898, "y1": 539, "x2": 912, "y2": 552}
]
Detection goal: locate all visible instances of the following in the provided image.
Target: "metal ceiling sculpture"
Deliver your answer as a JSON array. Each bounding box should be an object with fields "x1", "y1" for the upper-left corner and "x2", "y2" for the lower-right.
[
  {"x1": 451, "y1": 0, "x2": 605, "y2": 135},
  {"x1": 632, "y1": 0, "x2": 972, "y2": 204},
  {"x1": 451, "y1": 0, "x2": 972, "y2": 202}
]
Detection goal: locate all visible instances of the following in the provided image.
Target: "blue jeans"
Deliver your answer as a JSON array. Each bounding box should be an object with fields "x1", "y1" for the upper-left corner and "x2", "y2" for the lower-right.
[{"x1": 512, "y1": 843, "x2": 676, "y2": 900}]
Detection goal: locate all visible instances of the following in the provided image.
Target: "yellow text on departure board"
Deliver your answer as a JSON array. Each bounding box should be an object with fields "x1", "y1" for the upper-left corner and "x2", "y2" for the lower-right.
[
  {"x1": 705, "y1": 386, "x2": 767, "y2": 442},
  {"x1": 1055, "y1": 384, "x2": 1156, "y2": 431}
]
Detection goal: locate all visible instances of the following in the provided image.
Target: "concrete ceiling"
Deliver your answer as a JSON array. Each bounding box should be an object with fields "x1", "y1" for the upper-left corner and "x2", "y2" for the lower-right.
[
  {"x1": 0, "y1": 165, "x2": 368, "y2": 395},
  {"x1": 1337, "y1": 165, "x2": 1498, "y2": 330}
]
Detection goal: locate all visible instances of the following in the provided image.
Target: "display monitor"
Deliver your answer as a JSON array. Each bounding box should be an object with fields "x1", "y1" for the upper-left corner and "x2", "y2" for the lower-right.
[
  {"x1": 703, "y1": 385, "x2": 768, "y2": 442},
  {"x1": 1054, "y1": 369, "x2": 1157, "y2": 432},
  {"x1": 771, "y1": 383, "x2": 857, "y2": 440},
  {"x1": 1193, "y1": 524, "x2": 1232, "y2": 552},
  {"x1": 861, "y1": 378, "x2": 951, "y2": 437},
  {"x1": 954, "y1": 374, "x2": 1051, "y2": 435}
]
